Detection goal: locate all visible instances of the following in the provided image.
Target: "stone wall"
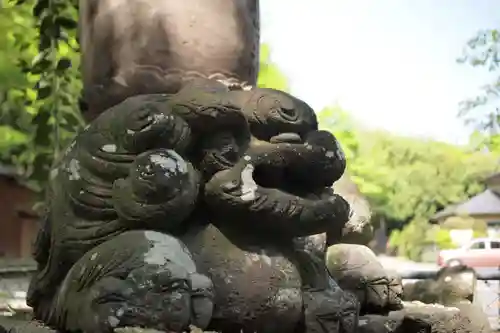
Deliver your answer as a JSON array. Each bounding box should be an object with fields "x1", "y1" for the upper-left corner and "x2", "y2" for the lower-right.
[{"x1": 0, "y1": 174, "x2": 38, "y2": 258}]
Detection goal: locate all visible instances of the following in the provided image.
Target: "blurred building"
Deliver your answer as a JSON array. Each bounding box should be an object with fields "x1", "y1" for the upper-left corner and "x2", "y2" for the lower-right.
[
  {"x1": 431, "y1": 172, "x2": 500, "y2": 241},
  {"x1": 0, "y1": 165, "x2": 38, "y2": 317},
  {"x1": 0, "y1": 165, "x2": 39, "y2": 258}
]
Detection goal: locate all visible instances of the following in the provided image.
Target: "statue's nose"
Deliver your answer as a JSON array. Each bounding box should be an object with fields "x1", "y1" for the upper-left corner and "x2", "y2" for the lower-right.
[{"x1": 269, "y1": 132, "x2": 302, "y2": 144}]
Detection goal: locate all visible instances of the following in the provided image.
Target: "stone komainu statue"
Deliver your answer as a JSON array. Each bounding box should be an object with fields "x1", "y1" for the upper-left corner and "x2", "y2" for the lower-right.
[
  {"x1": 26, "y1": 1, "x2": 361, "y2": 332},
  {"x1": 27, "y1": 82, "x2": 359, "y2": 333}
]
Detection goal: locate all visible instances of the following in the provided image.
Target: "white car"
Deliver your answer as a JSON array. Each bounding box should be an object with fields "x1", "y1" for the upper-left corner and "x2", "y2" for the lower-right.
[{"x1": 437, "y1": 237, "x2": 500, "y2": 268}]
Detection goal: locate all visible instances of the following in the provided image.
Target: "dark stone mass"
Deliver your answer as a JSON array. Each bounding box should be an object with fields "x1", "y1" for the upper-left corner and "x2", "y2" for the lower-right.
[{"x1": 25, "y1": 82, "x2": 353, "y2": 333}]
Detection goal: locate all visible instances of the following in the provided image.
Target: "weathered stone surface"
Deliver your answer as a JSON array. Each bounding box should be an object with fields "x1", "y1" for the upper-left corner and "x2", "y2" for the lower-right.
[
  {"x1": 393, "y1": 301, "x2": 490, "y2": 333},
  {"x1": 229, "y1": 88, "x2": 319, "y2": 142},
  {"x1": 47, "y1": 231, "x2": 213, "y2": 333},
  {"x1": 203, "y1": 133, "x2": 349, "y2": 237},
  {"x1": 115, "y1": 328, "x2": 170, "y2": 333},
  {"x1": 357, "y1": 315, "x2": 402, "y2": 333},
  {"x1": 80, "y1": 0, "x2": 260, "y2": 121},
  {"x1": 453, "y1": 303, "x2": 491, "y2": 333},
  {"x1": 402, "y1": 279, "x2": 440, "y2": 304},
  {"x1": 403, "y1": 265, "x2": 477, "y2": 305},
  {"x1": 357, "y1": 304, "x2": 485, "y2": 333},
  {"x1": 27, "y1": 83, "x2": 353, "y2": 333},
  {"x1": 326, "y1": 244, "x2": 403, "y2": 314},
  {"x1": 300, "y1": 279, "x2": 360, "y2": 333},
  {"x1": 435, "y1": 265, "x2": 476, "y2": 304},
  {"x1": 0, "y1": 320, "x2": 221, "y2": 333},
  {"x1": 401, "y1": 266, "x2": 489, "y2": 332},
  {"x1": 27, "y1": 95, "x2": 204, "y2": 323},
  {"x1": 115, "y1": 327, "x2": 218, "y2": 333}
]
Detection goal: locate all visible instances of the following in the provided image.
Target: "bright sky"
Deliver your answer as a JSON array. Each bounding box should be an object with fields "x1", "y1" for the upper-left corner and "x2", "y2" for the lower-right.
[{"x1": 260, "y1": 0, "x2": 499, "y2": 144}]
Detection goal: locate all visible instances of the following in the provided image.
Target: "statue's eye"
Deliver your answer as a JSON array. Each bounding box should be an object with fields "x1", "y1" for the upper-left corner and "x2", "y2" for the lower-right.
[
  {"x1": 262, "y1": 97, "x2": 297, "y2": 122},
  {"x1": 256, "y1": 95, "x2": 278, "y2": 113},
  {"x1": 279, "y1": 107, "x2": 297, "y2": 121},
  {"x1": 263, "y1": 94, "x2": 298, "y2": 122}
]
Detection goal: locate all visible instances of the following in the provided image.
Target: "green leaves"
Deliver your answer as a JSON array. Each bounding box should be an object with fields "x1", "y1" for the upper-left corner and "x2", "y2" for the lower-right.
[
  {"x1": 0, "y1": 126, "x2": 29, "y2": 151},
  {"x1": 36, "y1": 86, "x2": 52, "y2": 100},
  {"x1": 0, "y1": 2, "x2": 36, "y2": 89},
  {"x1": 0, "y1": 0, "x2": 83, "y2": 194},
  {"x1": 257, "y1": 44, "x2": 290, "y2": 92},
  {"x1": 458, "y1": 29, "x2": 500, "y2": 135},
  {"x1": 56, "y1": 57, "x2": 71, "y2": 72},
  {"x1": 54, "y1": 17, "x2": 77, "y2": 29},
  {"x1": 318, "y1": 105, "x2": 499, "y2": 259}
]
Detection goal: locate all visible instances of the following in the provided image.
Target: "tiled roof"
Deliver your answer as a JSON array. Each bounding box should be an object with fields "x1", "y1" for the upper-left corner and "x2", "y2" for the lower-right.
[{"x1": 431, "y1": 189, "x2": 500, "y2": 221}]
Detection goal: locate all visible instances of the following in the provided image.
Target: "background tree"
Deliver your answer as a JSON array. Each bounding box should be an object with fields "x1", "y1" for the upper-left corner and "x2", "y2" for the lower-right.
[
  {"x1": 257, "y1": 44, "x2": 290, "y2": 92},
  {"x1": 458, "y1": 28, "x2": 500, "y2": 150},
  {"x1": 0, "y1": 0, "x2": 82, "y2": 195},
  {"x1": 318, "y1": 106, "x2": 499, "y2": 260},
  {"x1": 0, "y1": 1, "x2": 36, "y2": 169}
]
